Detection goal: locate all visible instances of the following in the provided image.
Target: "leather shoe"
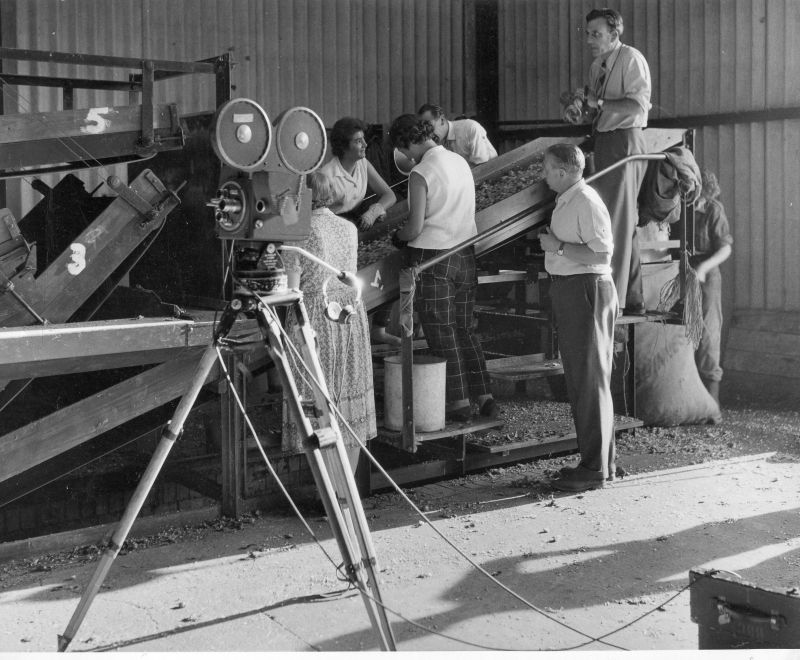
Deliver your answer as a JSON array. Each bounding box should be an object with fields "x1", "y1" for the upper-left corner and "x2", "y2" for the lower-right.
[
  {"x1": 446, "y1": 406, "x2": 472, "y2": 422},
  {"x1": 551, "y1": 465, "x2": 605, "y2": 492},
  {"x1": 561, "y1": 462, "x2": 625, "y2": 482},
  {"x1": 479, "y1": 398, "x2": 500, "y2": 418}
]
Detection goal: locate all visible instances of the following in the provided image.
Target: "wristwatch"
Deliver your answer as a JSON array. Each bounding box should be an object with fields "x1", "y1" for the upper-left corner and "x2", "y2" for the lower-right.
[{"x1": 556, "y1": 242, "x2": 565, "y2": 257}]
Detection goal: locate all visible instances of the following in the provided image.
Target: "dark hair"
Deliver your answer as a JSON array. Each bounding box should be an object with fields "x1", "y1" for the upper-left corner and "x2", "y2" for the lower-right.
[
  {"x1": 330, "y1": 116, "x2": 368, "y2": 159},
  {"x1": 545, "y1": 143, "x2": 585, "y2": 175},
  {"x1": 416, "y1": 103, "x2": 446, "y2": 120},
  {"x1": 586, "y1": 8, "x2": 624, "y2": 37},
  {"x1": 389, "y1": 114, "x2": 437, "y2": 149}
]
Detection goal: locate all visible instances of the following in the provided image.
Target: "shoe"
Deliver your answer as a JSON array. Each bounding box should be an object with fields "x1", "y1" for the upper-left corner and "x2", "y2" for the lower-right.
[
  {"x1": 551, "y1": 465, "x2": 605, "y2": 492},
  {"x1": 561, "y1": 462, "x2": 623, "y2": 481},
  {"x1": 446, "y1": 406, "x2": 472, "y2": 422},
  {"x1": 622, "y1": 305, "x2": 647, "y2": 316},
  {"x1": 479, "y1": 398, "x2": 500, "y2": 419}
]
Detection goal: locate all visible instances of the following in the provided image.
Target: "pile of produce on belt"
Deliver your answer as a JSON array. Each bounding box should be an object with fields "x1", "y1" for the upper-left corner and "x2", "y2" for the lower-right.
[{"x1": 356, "y1": 153, "x2": 546, "y2": 271}]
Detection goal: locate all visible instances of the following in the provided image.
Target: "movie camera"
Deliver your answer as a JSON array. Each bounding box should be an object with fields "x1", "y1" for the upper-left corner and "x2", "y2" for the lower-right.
[{"x1": 208, "y1": 98, "x2": 327, "y2": 295}]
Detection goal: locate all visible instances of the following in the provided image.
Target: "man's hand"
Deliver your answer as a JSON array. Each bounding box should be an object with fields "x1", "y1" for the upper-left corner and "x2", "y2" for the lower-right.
[
  {"x1": 538, "y1": 228, "x2": 560, "y2": 253},
  {"x1": 359, "y1": 202, "x2": 385, "y2": 231},
  {"x1": 585, "y1": 89, "x2": 600, "y2": 109}
]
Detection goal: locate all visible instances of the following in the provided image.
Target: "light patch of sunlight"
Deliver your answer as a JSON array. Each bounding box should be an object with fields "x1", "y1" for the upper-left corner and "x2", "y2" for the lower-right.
[
  {"x1": 659, "y1": 536, "x2": 800, "y2": 583},
  {"x1": 517, "y1": 548, "x2": 615, "y2": 574}
]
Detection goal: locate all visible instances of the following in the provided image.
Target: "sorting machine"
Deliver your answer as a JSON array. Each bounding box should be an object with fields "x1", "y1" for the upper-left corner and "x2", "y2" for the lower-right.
[{"x1": 354, "y1": 127, "x2": 691, "y2": 469}]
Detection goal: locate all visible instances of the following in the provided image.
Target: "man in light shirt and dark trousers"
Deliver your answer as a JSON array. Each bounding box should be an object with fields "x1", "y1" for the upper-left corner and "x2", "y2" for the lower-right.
[
  {"x1": 583, "y1": 7, "x2": 651, "y2": 315},
  {"x1": 539, "y1": 143, "x2": 619, "y2": 492}
]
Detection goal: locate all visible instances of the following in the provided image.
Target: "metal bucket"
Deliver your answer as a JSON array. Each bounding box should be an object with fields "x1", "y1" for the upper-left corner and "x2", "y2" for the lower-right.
[{"x1": 383, "y1": 354, "x2": 446, "y2": 432}]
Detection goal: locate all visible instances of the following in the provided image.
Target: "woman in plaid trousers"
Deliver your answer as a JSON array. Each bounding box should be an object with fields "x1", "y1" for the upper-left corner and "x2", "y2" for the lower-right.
[{"x1": 389, "y1": 114, "x2": 498, "y2": 422}]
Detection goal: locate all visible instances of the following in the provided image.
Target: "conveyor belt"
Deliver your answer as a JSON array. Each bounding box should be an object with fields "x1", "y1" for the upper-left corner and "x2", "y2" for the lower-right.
[{"x1": 357, "y1": 128, "x2": 688, "y2": 313}]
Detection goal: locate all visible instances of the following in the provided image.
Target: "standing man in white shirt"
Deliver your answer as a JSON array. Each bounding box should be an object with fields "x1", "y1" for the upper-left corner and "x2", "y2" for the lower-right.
[
  {"x1": 539, "y1": 143, "x2": 619, "y2": 492},
  {"x1": 583, "y1": 7, "x2": 651, "y2": 315},
  {"x1": 417, "y1": 103, "x2": 498, "y2": 166}
]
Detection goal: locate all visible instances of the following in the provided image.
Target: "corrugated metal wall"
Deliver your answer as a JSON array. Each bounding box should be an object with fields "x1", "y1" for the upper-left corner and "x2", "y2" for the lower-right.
[
  {"x1": 2, "y1": 0, "x2": 797, "y2": 313},
  {"x1": 1, "y1": 0, "x2": 471, "y2": 214},
  {"x1": 499, "y1": 0, "x2": 800, "y2": 313}
]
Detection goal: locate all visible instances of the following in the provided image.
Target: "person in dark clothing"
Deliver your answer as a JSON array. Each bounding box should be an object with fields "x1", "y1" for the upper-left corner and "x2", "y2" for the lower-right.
[{"x1": 692, "y1": 169, "x2": 733, "y2": 407}]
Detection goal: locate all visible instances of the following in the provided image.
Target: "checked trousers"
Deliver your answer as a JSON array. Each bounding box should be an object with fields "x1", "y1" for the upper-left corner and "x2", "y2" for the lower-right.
[{"x1": 409, "y1": 246, "x2": 491, "y2": 403}]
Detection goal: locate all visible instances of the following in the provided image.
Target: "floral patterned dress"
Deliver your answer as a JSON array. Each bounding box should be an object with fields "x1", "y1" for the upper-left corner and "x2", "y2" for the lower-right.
[{"x1": 281, "y1": 206, "x2": 377, "y2": 453}]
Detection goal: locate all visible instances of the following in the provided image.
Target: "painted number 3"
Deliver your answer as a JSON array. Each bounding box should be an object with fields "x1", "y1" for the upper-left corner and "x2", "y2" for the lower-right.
[{"x1": 67, "y1": 243, "x2": 87, "y2": 275}]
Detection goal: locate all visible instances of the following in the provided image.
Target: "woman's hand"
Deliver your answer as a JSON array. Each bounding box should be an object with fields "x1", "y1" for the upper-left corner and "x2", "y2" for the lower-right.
[{"x1": 359, "y1": 202, "x2": 385, "y2": 230}]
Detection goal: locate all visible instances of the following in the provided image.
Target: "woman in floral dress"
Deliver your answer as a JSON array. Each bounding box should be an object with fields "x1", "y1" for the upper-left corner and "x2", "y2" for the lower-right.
[{"x1": 281, "y1": 171, "x2": 377, "y2": 476}]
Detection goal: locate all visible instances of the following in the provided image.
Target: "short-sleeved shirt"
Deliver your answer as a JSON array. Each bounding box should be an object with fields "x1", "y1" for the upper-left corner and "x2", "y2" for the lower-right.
[
  {"x1": 589, "y1": 42, "x2": 651, "y2": 132},
  {"x1": 318, "y1": 156, "x2": 367, "y2": 214},
  {"x1": 545, "y1": 179, "x2": 614, "y2": 276},
  {"x1": 444, "y1": 119, "x2": 498, "y2": 165},
  {"x1": 409, "y1": 145, "x2": 477, "y2": 250},
  {"x1": 691, "y1": 198, "x2": 733, "y2": 267}
]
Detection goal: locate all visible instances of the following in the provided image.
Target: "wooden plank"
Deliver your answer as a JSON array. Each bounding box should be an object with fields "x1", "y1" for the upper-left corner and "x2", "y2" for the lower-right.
[
  {"x1": 0, "y1": 351, "x2": 217, "y2": 483},
  {"x1": 0, "y1": 317, "x2": 258, "y2": 380},
  {"x1": 377, "y1": 416, "x2": 504, "y2": 445},
  {"x1": 0, "y1": 169, "x2": 178, "y2": 328},
  {"x1": 0, "y1": 104, "x2": 176, "y2": 144},
  {"x1": 477, "y1": 270, "x2": 526, "y2": 284},
  {"x1": 726, "y1": 329, "x2": 800, "y2": 355},
  {"x1": 731, "y1": 310, "x2": 800, "y2": 333},
  {"x1": 723, "y1": 350, "x2": 800, "y2": 379}
]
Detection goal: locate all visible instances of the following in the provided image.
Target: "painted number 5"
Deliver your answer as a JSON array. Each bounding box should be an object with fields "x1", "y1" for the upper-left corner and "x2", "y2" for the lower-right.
[
  {"x1": 81, "y1": 107, "x2": 110, "y2": 134},
  {"x1": 67, "y1": 243, "x2": 87, "y2": 275}
]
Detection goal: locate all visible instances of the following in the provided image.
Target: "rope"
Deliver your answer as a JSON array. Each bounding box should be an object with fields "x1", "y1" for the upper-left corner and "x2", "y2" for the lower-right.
[{"x1": 657, "y1": 250, "x2": 705, "y2": 349}]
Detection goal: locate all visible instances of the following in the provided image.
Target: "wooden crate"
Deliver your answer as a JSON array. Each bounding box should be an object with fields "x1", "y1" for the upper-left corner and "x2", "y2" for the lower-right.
[{"x1": 690, "y1": 569, "x2": 800, "y2": 649}]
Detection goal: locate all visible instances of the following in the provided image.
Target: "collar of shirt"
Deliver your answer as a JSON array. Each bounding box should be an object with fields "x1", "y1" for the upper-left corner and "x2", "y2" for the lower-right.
[
  {"x1": 444, "y1": 120, "x2": 456, "y2": 143},
  {"x1": 555, "y1": 178, "x2": 588, "y2": 209},
  {"x1": 594, "y1": 40, "x2": 622, "y2": 70},
  {"x1": 328, "y1": 156, "x2": 358, "y2": 183}
]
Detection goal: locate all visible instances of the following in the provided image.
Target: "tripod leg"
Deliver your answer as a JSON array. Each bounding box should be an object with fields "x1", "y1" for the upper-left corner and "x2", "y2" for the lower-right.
[
  {"x1": 257, "y1": 302, "x2": 396, "y2": 650},
  {"x1": 58, "y1": 346, "x2": 220, "y2": 652}
]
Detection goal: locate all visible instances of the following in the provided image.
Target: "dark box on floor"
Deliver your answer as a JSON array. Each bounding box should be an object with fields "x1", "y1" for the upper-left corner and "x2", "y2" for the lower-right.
[{"x1": 690, "y1": 568, "x2": 800, "y2": 649}]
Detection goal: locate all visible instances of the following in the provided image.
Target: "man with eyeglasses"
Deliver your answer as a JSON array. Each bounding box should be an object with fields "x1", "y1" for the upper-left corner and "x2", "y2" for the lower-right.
[
  {"x1": 417, "y1": 103, "x2": 498, "y2": 166},
  {"x1": 583, "y1": 7, "x2": 651, "y2": 315}
]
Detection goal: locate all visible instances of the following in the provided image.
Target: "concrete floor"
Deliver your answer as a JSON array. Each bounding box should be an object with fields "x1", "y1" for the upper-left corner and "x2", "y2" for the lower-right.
[{"x1": 2, "y1": 448, "x2": 799, "y2": 653}]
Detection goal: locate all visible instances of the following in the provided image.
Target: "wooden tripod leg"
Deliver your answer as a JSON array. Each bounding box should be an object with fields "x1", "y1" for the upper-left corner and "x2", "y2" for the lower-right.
[
  {"x1": 256, "y1": 300, "x2": 396, "y2": 651},
  {"x1": 57, "y1": 346, "x2": 219, "y2": 652}
]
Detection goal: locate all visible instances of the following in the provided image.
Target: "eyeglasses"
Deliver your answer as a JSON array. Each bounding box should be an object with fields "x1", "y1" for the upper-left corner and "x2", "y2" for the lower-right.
[{"x1": 577, "y1": 26, "x2": 612, "y2": 39}]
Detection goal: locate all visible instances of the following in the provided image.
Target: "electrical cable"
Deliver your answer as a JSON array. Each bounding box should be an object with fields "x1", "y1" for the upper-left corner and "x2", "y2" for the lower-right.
[
  {"x1": 260, "y1": 301, "x2": 630, "y2": 651},
  {"x1": 217, "y1": 306, "x2": 707, "y2": 652}
]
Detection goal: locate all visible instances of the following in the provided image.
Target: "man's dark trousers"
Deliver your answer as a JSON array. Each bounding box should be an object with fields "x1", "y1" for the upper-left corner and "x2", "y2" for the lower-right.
[{"x1": 550, "y1": 273, "x2": 618, "y2": 479}]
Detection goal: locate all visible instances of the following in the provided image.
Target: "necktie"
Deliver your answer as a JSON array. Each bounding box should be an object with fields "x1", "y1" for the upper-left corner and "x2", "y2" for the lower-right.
[{"x1": 596, "y1": 60, "x2": 607, "y2": 97}]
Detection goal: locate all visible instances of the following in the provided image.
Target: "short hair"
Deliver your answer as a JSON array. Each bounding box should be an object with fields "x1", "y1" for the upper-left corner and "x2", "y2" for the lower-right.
[
  {"x1": 417, "y1": 103, "x2": 446, "y2": 120},
  {"x1": 330, "y1": 116, "x2": 368, "y2": 159},
  {"x1": 545, "y1": 143, "x2": 586, "y2": 175},
  {"x1": 700, "y1": 169, "x2": 721, "y2": 201},
  {"x1": 586, "y1": 8, "x2": 624, "y2": 37},
  {"x1": 308, "y1": 170, "x2": 336, "y2": 207},
  {"x1": 389, "y1": 114, "x2": 437, "y2": 149}
]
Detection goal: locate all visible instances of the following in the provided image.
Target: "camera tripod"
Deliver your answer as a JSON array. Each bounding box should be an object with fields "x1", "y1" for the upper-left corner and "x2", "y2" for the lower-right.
[{"x1": 58, "y1": 252, "x2": 396, "y2": 651}]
